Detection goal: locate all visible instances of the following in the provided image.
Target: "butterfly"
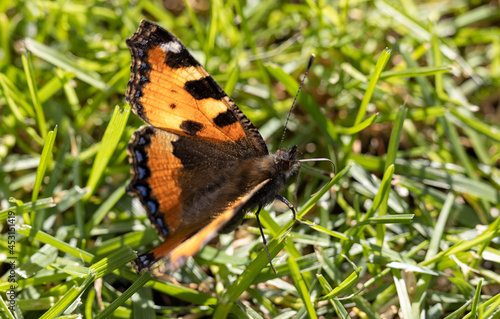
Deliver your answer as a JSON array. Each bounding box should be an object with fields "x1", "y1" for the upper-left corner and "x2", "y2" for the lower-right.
[{"x1": 126, "y1": 20, "x2": 313, "y2": 273}]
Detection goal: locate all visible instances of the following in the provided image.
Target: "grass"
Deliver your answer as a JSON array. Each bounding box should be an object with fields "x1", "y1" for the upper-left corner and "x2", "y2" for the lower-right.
[{"x1": 1, "y1": 0, "x2": 500, "y2": 318}]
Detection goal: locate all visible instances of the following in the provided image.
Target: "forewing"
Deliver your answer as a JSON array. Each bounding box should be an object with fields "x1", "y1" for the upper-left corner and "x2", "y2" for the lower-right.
[{"x1": 126, "y1": 20, "x2": 268, "y2": 155}]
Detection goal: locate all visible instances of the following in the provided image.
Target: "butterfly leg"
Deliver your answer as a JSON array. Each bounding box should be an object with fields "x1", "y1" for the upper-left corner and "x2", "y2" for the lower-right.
[
  {"x1": 294, "y1": 165, "x2": 301, "y2": 209},
  {"x1": 275, "y1": 194, "x2": 315, "y2": 226},
  {"x1": 255, "y1": 205, "x2": 278, "y2": 274}
]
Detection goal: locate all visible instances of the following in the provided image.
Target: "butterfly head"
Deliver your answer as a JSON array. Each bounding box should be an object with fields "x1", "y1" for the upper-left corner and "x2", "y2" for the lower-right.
[{"x1": 275, "y1": 145, "x2": 299, "y2": 177}]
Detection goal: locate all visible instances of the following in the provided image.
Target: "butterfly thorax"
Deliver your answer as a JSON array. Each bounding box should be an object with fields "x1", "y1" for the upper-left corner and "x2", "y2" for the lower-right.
[
  {"x1": 251, "y1": 145, "x2": 299, "y2": 202},
  {"x1": 220, "y1": 145, "x2": 299, "y2": 232}
]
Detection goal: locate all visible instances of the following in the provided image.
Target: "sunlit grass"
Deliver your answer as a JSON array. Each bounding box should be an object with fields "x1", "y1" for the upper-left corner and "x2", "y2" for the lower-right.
[{"x1": 1, "y1": 0, "x2": 500, "y2": 318}]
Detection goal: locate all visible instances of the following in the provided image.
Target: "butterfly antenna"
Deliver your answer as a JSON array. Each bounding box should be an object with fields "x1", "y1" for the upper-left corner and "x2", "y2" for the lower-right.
[{"x1": 279, "y1": 54, "x2": 315, "y2": 150}]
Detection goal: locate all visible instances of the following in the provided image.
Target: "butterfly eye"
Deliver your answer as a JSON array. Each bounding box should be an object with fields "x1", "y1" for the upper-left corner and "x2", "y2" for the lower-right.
[{"x1": 277, "y1": 159, "x2": 291, "y2": 171}]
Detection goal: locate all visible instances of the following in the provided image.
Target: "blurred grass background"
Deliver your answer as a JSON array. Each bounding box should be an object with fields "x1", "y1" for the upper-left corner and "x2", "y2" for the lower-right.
[{"x1": 1, "y1": 0, "x2": 500, "y2": 318}]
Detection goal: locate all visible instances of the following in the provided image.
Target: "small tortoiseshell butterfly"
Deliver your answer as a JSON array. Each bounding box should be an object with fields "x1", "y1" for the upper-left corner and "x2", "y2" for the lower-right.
[{"x1": 126, "y1": 20, "x2": 313, "y2": 273}]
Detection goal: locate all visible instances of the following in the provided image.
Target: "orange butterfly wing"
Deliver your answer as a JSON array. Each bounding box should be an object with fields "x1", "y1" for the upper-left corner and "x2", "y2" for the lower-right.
[
  {"x1": 126, "y1": 21, "x2": 273, "y2": 272},
  {"x1": 127, "y1": 126, "x2": 184, "y2": 236},
  {"x1": 127, "y1": 126, "x2": 271, "y2": 273},
  {"x1": 126, "y1": 20, "x2": 267, "y2": 154}
]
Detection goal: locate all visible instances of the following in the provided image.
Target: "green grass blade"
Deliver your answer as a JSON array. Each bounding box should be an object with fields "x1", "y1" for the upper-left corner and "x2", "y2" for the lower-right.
[
  {"x1": 468, "y1": 279, "x2": 482, "y2": 319},
  {"x1": 0, "y1": 198, "x2": 54, "y2": 219},
  {"x1": 39, "y1": 271, "x2": 96, "y2": 319},
  {"x1": 288, "y1": 256, "x2": 317, "y2": 319},
  {"x1": 354, "y1": 48, "x2": 391, "y2": 125},
  {"x1": 89, "y1": 247, "x2": 136, "y2": 277},
  {"x1": 24, "y1": 38, "x2": 109, "y2": 91},
  {"x1": 362, "y1": 164, "x2": 395, "y2": 222},
  {"x1": 336, "y1": 113, "x2": 378, "y2": 135},
  {"x1": 94, "y1": 272, "x2": 153, "y2": 319},
  {"x1": 85, "y1": 105, "x2": 130, "y2": 200},
  {"x1": 392, "y1": 269, "x2": 412, "y2": 319},
  {"x1": 17, "y1": 225, "x2": 94, "y2": 262},
  {"x1": 213, "y1": 238, "x2": 287, "y2": 318},
  {"x1": 131, "y1": 286, "x2": 156, "y2": 319},
  {"x1": 381, "y1": 66, "x2": 452, "y2": 78},
  {"x1": 316, "y1": 274, "x2": 350, "y2": 318},
  {"x1": 22, "y1": 52, "x2": 47, "y2": 139},
  {"x1": 360, "y1": 214, "x2": 414, "y2": 225},
  {"x1": 450, "y1": 108, "x2": 500, "y2": 142},
  {"x1": 318, "y1": 267, "x2": 360, "y2": 301},
  {"x1": 30, "y1": 126, "x2": 57, "y2": 224},
  {"x1": 84, "y1": 185, "x2": 126, "y2": 235},
  {"x1": 385, "y1": 105, "x2": 407, "y2": 171}
]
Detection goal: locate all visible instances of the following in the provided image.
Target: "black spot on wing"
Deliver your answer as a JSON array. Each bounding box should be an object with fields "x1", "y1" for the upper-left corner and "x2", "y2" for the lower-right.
[
  {"x1": 164, "y1": 48, "x2": 200, "y2": 69},
  {"x1": 141, "y1": 22, "x2": 200, "y2": 69},
  {"x1": 169, "y1": 103, "x2": 176, "y2": 109},
  {"x1": 180, "y1": 120, "x2": 204, "y2": 136},
  {"x1": 213, "y1": 110, "x2": 238, "y2": 128},
  {"x1": 184, "y1": 77, "x2": 226, "y2": 100}
]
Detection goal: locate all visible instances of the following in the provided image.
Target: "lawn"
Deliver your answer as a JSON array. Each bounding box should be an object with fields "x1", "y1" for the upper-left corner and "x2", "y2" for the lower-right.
[{"x1": 1, "y1": 0, "x2": 500, "y2": 318}]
